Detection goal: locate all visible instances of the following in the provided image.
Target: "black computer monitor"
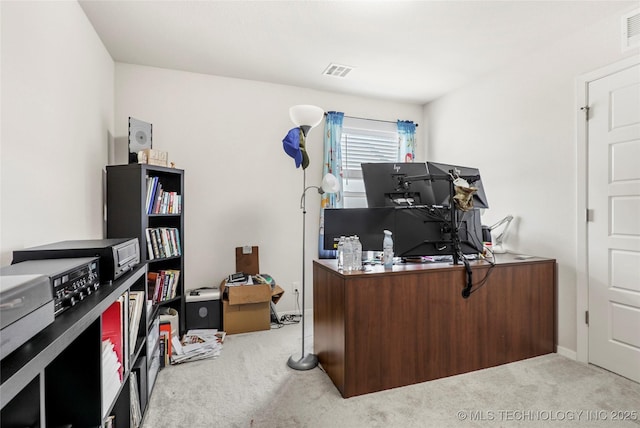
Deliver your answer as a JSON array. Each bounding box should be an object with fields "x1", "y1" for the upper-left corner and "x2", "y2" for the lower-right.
[
  {"x1": 323, "y1": 207, "x2": 395, "y2": 251},
  {"x1": 393, "y1": 207, "x2": 483, "y2": 257},
  {"x1": 426, "y1": 161, "x2": 489, "y2": 209},
  {"x1": 324, "y1": 206, "x2": 483, "y2": 257},
  {"x1": 361, "y1": 162, "x2": 436, "y2": 208}
]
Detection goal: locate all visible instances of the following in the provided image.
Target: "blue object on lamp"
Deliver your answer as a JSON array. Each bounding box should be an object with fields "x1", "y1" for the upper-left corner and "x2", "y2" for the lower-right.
[{"x1": 282, "y1": 128, "x2": 303, "y2": 168}]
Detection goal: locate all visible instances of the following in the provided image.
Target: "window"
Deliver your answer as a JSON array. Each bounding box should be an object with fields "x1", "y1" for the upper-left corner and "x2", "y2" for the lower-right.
[{"x1": 340, "y1": 117, "x2": 399, "y2": 208}]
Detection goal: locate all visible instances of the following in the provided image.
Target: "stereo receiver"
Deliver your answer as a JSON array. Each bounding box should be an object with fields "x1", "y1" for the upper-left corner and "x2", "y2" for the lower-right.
[
  {"x1": 13, "y1": 238, "x2": 139, "y2": 283},
  {"x1": 1, "y1": 257, "x2": 100, "y2": 316}
]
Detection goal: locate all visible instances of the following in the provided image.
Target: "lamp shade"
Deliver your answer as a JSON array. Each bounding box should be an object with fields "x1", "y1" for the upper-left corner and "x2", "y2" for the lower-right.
[
  {"x1": 289, "y1": 105, "x2": 324, "y2": 129},
  {"x1": 321, "y1": 173, "x2": 340, "y2": 193}
]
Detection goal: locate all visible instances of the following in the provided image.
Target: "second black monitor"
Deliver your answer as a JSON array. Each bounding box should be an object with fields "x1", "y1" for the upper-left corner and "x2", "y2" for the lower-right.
[
  {"x1": 426, "y1": 161, "x2": 489, "y2": 209},
  {"x1": 361, "y1": 162, "x2": 436, "y2": 208}
]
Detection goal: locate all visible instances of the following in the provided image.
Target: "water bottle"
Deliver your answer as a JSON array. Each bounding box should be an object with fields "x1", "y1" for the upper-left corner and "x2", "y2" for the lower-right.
[
  {"x1": 337, "y1": 236, "x2": 346, "y2": 271},
  {"x1": 344, "y1": 236, "x2": 354, "y2": 272},
  {"x1": 383, "y1": 230, "x2": 394, "y2": 269},
  {"x1": 353, "y1": 235, "x2": 363, "y2": 271}
]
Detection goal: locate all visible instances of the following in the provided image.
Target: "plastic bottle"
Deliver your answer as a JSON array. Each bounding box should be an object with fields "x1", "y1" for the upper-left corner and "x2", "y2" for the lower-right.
[
  {"x1": 337, "y1": 236, "x2": 346, "y2": 271},
  {"x1": 353, "y1": 235, "x2": 363, "y2": 271},
  {"x1": 383, "y1": 230, "x2": 394, "y2": 269},
  {"x1": 344, "y1": 236, "x2": 354, "y2": 272}
]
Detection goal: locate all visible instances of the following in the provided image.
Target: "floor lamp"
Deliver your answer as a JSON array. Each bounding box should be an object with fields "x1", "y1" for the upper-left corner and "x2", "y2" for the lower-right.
[{"x1": 283, "y1": 104, "x2": 339, "y2": 371}]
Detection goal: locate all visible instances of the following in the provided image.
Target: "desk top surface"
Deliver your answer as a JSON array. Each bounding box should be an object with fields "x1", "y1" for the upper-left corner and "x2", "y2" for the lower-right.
[{"x1": 314, "y1": 253, "x2": 555, "y2": 277}]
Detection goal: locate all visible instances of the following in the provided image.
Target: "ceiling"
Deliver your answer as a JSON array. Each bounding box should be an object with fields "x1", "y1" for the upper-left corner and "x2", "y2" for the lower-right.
[{"x1": 79, "y1": 0, "x2": 637, "y2": 105}]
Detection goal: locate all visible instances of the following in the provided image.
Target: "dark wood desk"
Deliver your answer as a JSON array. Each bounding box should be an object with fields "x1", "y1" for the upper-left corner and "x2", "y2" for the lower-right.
[{"x1": 313, "y1": 254, "x2": 556, "y2": 398}]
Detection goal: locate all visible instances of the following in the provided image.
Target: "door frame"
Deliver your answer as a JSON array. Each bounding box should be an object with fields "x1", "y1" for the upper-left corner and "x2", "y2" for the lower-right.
[{"x1": 575, "y1": 55, "x2": 640, "y2": 364}]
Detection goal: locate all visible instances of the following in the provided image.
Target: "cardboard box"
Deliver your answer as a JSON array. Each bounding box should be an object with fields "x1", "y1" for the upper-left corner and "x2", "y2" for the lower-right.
[
  {"x1": 221, "y1": 246, "x2": 285, "y2": 334},
  {"x1": 221, "y1": 281, "x2": 271, "y2": 334},
  {"x1": 271, "y1": 284, "x2": 285, "y2": 304},
  {"x1": 220, "y1": 281, "x2": 285, "y2": 334}
]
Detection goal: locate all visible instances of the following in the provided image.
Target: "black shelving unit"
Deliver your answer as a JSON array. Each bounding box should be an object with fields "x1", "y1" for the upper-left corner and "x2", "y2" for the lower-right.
[
  {"x1": 0, "y1": 265, "x2": 147, "y2": 428},
  {"x1": 105, "y1": 163, "x2": 185, "y2": 334},
  {"x1": 106, "y1": 163, "x2": 184, "y2": 407}
]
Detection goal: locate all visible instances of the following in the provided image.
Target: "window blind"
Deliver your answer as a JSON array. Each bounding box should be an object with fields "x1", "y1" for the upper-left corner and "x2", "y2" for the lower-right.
[{"x1": 340, "y1": 117, "x2": 399, "y2": 208}]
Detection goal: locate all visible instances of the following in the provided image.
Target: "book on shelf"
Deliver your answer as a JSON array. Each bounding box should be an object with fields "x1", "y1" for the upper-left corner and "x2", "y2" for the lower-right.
[
  {"x1": 101, "y1": 339, "x2": 121, "y2": 417},
  {"x1": 145, "y1": 227, "x2": 182, "y2": 260},
  {"x1": 145, "y1": 228, "x2": 155, "y2": 261},
  {"x1": 129, "y1": 371, "x2": 143, "y2": 428},
  {"x1": 147, "y1": 272, "x2": 158, "y2": 302},
  {"x1": 152, "y1": 182, "x2": 163, "y2": 214},
  {"x1": 159, "y1": 322, "x2": 172, "y2": 364},
  {"x1": 144, "y1": 176, "x2": 182, "y2": 214},
  {"x1": 169, "y1": 269, "x2": 180, "y2": 298},
  {"x1": 147, "y1": 269, "x2": 181, "y2": 303},
  {"x1": 158, "y1": 191, "x2": 179, "y2": 214},
  {"x1": 174, "y1": 227, "x2": 182, "y2": 254},
  {"x1": 129, "y1": 291, "x2": 145, "y2": 352},
  {"x1": 102, "y1": 297, "x2": 126, "y2": 382},
  {"x1": 144, "y1": 176, "x2": 152, "y2": 215},
  {"x1": 158, "y1": 332, "x2": 170, "y2": 368},
  {"x1": 153, "y1": 229, "x2": 165, "y2": 258},
  {"x1": 145, "y1": 176, "x2": 159, "y2": 214},
  {"x1": 162, "y1": 192, "x2": 170, "y2": 214},
  {"x1": 148, "y1": 345, "x2": 161, "y2": 392},
  {"x1": 164, "y1": 229, "x2": 173, "y2": 256}
]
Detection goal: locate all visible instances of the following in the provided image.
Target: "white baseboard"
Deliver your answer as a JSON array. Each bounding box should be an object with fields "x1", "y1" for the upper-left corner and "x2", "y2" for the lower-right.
[{"x1": 556, "y1": 346, "x2": 577, "y2": 360}]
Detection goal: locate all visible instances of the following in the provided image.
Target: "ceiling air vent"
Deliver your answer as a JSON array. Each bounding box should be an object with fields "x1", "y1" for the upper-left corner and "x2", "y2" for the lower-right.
[
  {"x1": 323, "y1": 63, "x2": 353, "y2": 78},
  {"x1": 622, "y1": 8, "x2": 640, "y2": 51}
]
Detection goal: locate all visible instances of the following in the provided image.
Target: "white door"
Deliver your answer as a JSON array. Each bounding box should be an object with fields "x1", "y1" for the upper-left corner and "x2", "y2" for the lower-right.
[{"x1": 587, "y1": 62, "x2": 640, "y2": 383}]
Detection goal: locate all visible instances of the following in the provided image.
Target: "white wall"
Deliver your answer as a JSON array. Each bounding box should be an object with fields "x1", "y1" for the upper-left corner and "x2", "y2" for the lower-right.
[
  {"x1": 0, "y1": 1, "x2": 114, "y2": 266},
  {"x1": 6, "y1": 2, "x2": 630, "y2": 347},
  {"x1": 114, "y1": 63, "x2": 423, "y2": 312},
  {"x1": 423, "y1": 12, "x2": 639, "y2": 354}
]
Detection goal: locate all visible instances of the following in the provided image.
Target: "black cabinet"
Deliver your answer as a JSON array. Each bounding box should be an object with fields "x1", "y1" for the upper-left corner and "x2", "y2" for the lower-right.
[
  {"x1": 0, "y1": 265, "x2": 147, "y2": 427},
  {"x1": 106, "y1": 164, "x2": 185, "y2": 335}
]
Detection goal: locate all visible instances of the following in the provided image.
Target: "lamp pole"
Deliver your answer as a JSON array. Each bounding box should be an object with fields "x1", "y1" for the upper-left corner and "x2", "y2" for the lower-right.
[
  {"x1": 288, "y1": 167, "x2": 319, "y2": 370},
  {"x1": 283, "y1": 106, "x2": 329, "y2": 371}
]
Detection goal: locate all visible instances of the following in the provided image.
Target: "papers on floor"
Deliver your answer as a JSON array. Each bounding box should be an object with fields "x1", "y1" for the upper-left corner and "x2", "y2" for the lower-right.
[{"x1": 170, "y1": 329, "x2": 226, "y2": 364}]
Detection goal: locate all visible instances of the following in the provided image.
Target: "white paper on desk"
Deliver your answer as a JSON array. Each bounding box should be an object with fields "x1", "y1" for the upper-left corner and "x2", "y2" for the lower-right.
[{"x1": 172, "y1": 336, "x2": 184, "y2": 355}]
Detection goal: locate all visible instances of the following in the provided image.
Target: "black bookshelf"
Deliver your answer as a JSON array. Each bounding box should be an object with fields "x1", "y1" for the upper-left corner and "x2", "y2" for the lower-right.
[
  {"x1": 106, "y1": 163, "x2": 185, "y2": 334},
  {"x1": 0, "y1": 265, "x2": 147, "y2": 428}
]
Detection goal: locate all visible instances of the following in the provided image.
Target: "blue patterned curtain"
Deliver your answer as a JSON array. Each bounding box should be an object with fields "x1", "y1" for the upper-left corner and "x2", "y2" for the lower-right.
[
  {"x1": 397, "y1": 120, "x2": 416, "y2": 162},
  {"x1": 318, "y1": 111, "x2": 344, "y2": 258}
]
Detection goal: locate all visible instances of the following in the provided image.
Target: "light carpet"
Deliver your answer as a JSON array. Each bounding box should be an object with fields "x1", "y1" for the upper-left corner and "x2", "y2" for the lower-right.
[{"x1": 141, "y1": 316, "x2": 640, "y2": 428}]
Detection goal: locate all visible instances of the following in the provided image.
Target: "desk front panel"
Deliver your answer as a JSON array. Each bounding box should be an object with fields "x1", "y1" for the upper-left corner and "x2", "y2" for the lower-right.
[{"x1": 313, "y1": 258, "x2": 556, "y2": 398}]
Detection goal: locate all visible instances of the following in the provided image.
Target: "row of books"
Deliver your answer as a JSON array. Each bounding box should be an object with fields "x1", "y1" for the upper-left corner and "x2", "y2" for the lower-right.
[
  {"x1": 145, "y1": 227, "x2": 181, "y2": 260},
  {"x1": 101, "y1": 290, "x2": 146, "y2": 427},
  {"x1": 148, "y1": 270, "x2": 181, "y2": 303},
  {"x1": 145, "y1": 176, "x2": 182, "y2": 215}
]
